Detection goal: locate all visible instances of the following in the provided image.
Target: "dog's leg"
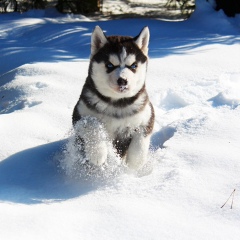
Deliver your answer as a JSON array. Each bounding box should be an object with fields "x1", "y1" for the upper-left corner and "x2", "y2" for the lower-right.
[
  {"x1": 74, "y1": 117, "x2": 108, "y2": 166},
  {"x1": 126, "y1": 132, "x2": 150, "y2": 170},
  {"x1": 84, "y1": 137, "x2": 108, "y2": 166}
]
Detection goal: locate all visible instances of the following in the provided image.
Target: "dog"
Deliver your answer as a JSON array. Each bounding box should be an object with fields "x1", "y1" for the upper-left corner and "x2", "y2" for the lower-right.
[{"x1": 72, "y1": 26, "x2": 154, "y2": 170}]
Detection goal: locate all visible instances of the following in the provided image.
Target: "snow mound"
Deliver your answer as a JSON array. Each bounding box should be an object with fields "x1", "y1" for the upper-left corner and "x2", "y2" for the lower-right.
[
  {"x1": 151, "y1": 125, "x2": 176, "y2": 150},
  {"x1": 209, "y1": 72, "x2": 240, "y2": 109},
  {"x1": 160, "y1": 89, "x2": 189, "y2": 110},
  {"x1": 0, "y1": 66, "x2": 49, "y2": 114}
]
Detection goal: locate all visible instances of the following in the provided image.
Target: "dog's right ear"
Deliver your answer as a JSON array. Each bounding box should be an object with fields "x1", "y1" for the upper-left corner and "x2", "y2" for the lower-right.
[
  {"x1": 91, "y1": 26, "x2": 108, "y2": 57},
  {"x1": 134, "y1": 27, "x2": 150, "y2": 56}
]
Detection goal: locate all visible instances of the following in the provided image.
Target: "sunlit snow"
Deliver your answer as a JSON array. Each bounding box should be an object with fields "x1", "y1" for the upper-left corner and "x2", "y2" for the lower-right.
[{"x1": 0, "y1": 1, "x2": 240, "y2": 239}]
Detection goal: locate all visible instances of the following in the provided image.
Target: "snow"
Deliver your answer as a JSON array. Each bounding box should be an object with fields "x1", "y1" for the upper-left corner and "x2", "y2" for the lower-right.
[{"x1": 1, "y1": 1, "x2": 240, "y2": 239}]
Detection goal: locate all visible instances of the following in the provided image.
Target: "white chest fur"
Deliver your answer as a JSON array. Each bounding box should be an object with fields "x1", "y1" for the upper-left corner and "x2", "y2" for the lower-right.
[{"x1": 76, "y1": 100, "x2": 152, "y2": 139}]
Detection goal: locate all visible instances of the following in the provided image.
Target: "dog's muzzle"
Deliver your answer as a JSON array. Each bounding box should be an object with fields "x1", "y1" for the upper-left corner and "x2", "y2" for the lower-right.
[
  {"x1": 117, "y1": 77, "x2": 128, "y2": 92},
  {"x1": 117, "y1": 77, "x2": 128, "y2": 86}
]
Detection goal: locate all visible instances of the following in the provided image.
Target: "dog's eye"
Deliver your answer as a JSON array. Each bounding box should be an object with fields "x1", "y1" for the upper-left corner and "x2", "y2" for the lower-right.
[
  {"x1": 130, "y1": 63, "x2": 138, "y2": 70},
  {"x1": 106, "y1": 62, "x2": 114, "y2": 69}
]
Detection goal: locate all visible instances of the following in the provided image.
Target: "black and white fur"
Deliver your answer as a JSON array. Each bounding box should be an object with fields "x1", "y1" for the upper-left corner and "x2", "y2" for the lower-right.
[{"x1": 72, "y1": 26, "x2": 155, "y2": 170}]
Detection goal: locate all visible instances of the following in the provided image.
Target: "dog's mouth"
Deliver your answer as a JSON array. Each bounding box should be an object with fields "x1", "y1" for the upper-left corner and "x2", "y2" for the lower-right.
[{"x1": 118, "y1": 85, "x2": 129, "y2": 92}]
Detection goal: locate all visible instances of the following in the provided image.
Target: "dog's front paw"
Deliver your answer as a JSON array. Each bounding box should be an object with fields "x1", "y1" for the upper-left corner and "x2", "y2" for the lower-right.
[
  {"x1": 74, "y1": 116, "x2": 109, "y2": 166},
  {"x1": 86, "y1": 141, "x2": 108, "y2": 166},
  {"x1": 126, "y1": 134, "x2": 151, "y2": 170}
]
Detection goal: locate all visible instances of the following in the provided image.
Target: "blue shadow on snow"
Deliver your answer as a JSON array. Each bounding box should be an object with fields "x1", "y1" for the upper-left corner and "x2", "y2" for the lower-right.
[
  {"x1": 0, "y1": 126, "x2": 176, "y2": 204},
  {"x1": 0, "y1": 139, "x2": 96, "y2": 204},
  {"x1": 150, "y1": 126, "x2": 176, "y2": 150},
  {"x1": 1, "y1": 18, "x2": 239, "y2": 76}
]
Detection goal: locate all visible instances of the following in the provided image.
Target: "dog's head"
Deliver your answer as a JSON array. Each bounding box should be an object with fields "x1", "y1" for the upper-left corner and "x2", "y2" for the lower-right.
[{"x1": 89, "y1": 26, "x2": 150, "y2": 99}]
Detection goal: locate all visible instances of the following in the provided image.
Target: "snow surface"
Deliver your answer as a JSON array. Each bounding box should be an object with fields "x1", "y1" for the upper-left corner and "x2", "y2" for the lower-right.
[{"x1": 0, "y1": 1, "x2": 240, "y2": 239}]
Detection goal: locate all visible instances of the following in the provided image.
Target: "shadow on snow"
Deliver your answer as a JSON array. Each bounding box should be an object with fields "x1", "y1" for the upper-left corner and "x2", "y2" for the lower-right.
[
  {"x1": 151, "y1": 126, "x2": 176, "y2": 150},
  {"x1": 0, "y1": 126, "x2": 176, "y2": 204},
  {"x1": 0, "y1": 18, "x2": 239, "y2": 76},
  {"x1": 0, "y1": 139, "x2": 96, "y2": 204}
]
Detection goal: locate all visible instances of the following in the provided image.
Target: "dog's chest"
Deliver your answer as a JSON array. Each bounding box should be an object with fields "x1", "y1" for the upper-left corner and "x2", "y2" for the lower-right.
[{"x1": 77, "y1": 98, "x2": 151, "y2": 139}]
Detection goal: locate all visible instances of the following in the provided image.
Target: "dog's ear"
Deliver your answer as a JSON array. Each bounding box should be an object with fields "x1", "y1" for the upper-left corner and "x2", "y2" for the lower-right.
[
  {"x1": 91, "y1": 26, "x2": 108, "y2": 57},
  {"x1": 134, "y1": 27, "x2": 150, "y2": 56}
]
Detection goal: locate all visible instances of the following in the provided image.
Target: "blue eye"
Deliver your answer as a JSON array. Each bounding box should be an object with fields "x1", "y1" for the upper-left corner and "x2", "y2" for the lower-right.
[
  {"x1": 106, "y1": 62, "x2": 114, "y2": 69},
  {"x1": 130, "y1": 63, "x2": 138, "y2": 70}
]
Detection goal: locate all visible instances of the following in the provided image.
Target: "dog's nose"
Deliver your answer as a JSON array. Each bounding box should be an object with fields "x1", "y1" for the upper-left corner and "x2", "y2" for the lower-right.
[{"x1": 117, "y1": 77, "x2": 128, "y2": 86}]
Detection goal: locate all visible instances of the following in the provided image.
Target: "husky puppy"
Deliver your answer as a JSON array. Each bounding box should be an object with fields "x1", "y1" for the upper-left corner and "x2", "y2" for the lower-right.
[{"x1": 72, "y1": 26, "x2": 154, "y2": 170}]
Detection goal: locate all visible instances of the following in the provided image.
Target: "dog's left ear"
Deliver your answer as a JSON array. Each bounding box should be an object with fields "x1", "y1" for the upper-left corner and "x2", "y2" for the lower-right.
[
  {"x1": 134, "y1": 27, "x2": 150, "y2": 56},
  {"x1": 91, "y1": 26, "x2": 108, "y2": 57}
]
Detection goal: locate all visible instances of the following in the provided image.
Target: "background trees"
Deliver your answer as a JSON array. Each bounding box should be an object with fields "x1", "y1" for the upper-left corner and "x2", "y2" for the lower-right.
[
  {"x1": 0, "y1": 0, "x2": 101, "y2": 13},
  {"x1": 0, "y1": 0, "x2": 240, "y2": 18},
  {"x1": 214, "y1": 0, "x2": 240, "y2": 17}
]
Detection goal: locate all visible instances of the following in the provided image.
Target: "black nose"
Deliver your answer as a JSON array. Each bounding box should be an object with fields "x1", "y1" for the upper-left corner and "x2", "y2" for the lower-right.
[{"x1": 117, "y1": 77, "x2": 128, "y2": 86}]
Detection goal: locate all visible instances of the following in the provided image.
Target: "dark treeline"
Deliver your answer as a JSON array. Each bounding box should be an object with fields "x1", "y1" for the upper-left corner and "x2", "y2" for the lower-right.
[
  {"x1": 0, "y1": 0, "x2": 240, "y2": 17},
  {"x1": 0, "y1": 0, "x2": 102, "y2": 13},
  {"x1": 214, "y1": 0, "x2": 240, "y2": 17}
]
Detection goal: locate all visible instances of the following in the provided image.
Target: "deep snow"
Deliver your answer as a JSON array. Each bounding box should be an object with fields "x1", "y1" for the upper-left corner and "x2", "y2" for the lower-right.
[{"x1": 0, "y1": 1, "x2": 240, "y2": 239}]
